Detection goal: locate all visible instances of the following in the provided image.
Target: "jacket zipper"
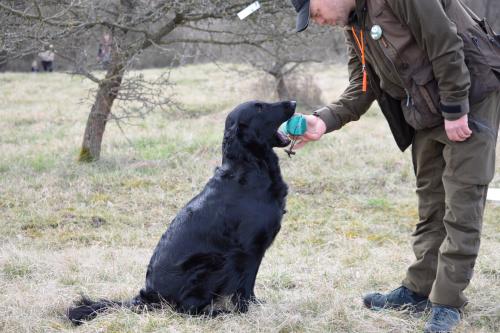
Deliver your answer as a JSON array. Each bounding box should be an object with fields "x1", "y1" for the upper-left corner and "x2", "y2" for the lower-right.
[
  {"x1": 379, "y1": 36, "x2": 412, "y2": 105},
  {"x1": 404, "y1": 88, "x2": 413, "y2": 107}
]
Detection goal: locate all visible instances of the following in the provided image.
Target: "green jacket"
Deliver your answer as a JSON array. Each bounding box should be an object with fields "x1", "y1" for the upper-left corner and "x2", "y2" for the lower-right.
[{"x1": 315, "y1": 0, "x2": 500, "y2": 151}]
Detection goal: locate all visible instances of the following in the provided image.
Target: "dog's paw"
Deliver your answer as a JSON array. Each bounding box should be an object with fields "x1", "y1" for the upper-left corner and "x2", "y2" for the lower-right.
[
  {"x1": 236, "y1": 302, "x2": 249, "y2": 313},
  {"x1": 250, "y1": 295, "x2": 266, "y2": 305}
]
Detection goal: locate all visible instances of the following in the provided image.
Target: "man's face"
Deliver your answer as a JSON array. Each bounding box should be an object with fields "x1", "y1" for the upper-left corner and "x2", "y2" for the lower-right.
[{"x1": 309, "y1": 0, "x2": 354, "y2": 27}]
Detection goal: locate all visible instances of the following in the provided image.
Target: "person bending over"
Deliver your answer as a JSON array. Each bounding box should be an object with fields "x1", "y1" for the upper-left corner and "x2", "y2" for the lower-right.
[{"x1": 289, "y1": 0, "x2": 500, "y2": 332}]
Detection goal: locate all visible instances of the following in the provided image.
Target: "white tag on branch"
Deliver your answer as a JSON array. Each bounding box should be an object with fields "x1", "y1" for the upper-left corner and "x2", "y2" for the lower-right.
[
  {"x1": 487, "y1": 188, "x2": 500, "y2": 202},
  {"x1": 237, "y1": 1, "x2": 261, "y2": 20}
]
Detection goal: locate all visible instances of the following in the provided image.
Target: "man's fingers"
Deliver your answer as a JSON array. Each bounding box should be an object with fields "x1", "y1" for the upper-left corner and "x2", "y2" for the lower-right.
[
  {"x1": 293, "y1": 139, "x2": 308, "y2": 150},
  {"x1": 464, "y1": 125, "x2": 472, "y2": 136},
  {"x1": 285, "y1": 115, "x2": 326, "y2": 150},
  {"x1": 446, "y1": 128, "x2": 459, "y2": 142},
  {"x1": 445, "y1": 118, "x2": 473, "y2": 142},
  {"x1": 445, "y1": 115, "x2": 473, "y2": 142},
  {"x1": 304, "y1": 131, "x2": 322, "y2": 141},
  {"x1": 457, "y1": 127, "x2": 471, "y2": 139},
  {"x1": 450, "y1": 131, "x2": 464, "y2": 142},
  {"x1": 447, "y1": 128, "x2": 471, "y2": 142}
]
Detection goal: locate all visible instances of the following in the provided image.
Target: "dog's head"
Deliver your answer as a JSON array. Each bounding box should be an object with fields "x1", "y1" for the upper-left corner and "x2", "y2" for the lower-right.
[{"x1": 222, "y1": 101, "x2": 296, "y2": 161}]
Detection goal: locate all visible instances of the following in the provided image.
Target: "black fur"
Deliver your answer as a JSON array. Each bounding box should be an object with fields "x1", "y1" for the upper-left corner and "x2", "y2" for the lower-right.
[{"x1": 67, "y1": 101, "x2": 295, "y2": 324}]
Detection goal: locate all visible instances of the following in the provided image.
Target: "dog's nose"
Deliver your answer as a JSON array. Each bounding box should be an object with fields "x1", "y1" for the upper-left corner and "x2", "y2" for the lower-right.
[{"x1": 289, "y1": 101, "x2": 297, "y2": 110}]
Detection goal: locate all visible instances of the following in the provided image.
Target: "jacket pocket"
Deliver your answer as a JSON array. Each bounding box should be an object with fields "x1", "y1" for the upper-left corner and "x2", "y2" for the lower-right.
[
  {"x1": 401, "y1": 67, "x2": 442, "y2": 130},
  {"x1": 411, "y1": 67, "x2": 440, "y2": 114},
  {"x1": 401, "y1": 101, "x2": 442, "y2": 130},
  {"x1": 401, "y1": 68, "x2": 442, "y2": 130}
]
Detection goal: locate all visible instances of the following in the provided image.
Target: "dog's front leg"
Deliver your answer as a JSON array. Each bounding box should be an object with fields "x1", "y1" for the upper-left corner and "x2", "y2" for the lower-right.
[
  {"x1": 232, "y1": 258, "x2": 264, "y2": 312},
  {"x1": 232, "y1": 289, "x2": 251, "y2": 313},
  {"x1": 231, "y1": 272, "x2": 256, "y2": 312}
]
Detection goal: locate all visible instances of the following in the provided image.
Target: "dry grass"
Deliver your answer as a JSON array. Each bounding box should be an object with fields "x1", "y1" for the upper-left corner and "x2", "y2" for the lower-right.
[{"x1": 0, "y1": 63, "x2": 499, "y2": 333}]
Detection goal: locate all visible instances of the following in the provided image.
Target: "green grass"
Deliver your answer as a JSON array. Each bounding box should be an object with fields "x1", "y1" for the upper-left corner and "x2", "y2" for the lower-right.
[
  {"x1": 3, "y1": 261, "x2": 35, "y2": 280},
  {"x1": 0, "y1": 63, "x2": 499, "y2": 333},
  {"x1": 28, "y1": 153, "x2": 57, "y2": 172}
]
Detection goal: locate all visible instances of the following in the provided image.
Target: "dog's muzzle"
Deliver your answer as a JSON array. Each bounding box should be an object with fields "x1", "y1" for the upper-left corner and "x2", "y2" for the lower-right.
[{"x1": 275, "y1": 130, "x2": 292, "y2": 147}]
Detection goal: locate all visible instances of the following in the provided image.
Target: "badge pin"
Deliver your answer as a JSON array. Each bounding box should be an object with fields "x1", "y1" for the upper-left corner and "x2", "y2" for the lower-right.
[{"x1": 370, "y1": 25, "x2": 383, "y2": 40}]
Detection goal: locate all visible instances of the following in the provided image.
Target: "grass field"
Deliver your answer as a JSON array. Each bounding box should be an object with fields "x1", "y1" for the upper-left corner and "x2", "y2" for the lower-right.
[{"x1": 0, "y1": 64, "x2": 499, "y2": 333}]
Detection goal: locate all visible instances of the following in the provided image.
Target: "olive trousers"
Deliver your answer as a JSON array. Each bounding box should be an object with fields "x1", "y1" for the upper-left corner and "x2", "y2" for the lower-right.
[{"x1": 402, "y1": 91, "x2": 500, "y2": 308}]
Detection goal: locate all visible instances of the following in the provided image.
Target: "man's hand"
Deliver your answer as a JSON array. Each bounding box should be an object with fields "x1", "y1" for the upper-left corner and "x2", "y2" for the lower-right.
[
  {"x1": 292, "y1": 114, "x2": 327, "y2": 149},
  {"x1": 444, "y1": 114, "x2": 472, "y2": 142}
]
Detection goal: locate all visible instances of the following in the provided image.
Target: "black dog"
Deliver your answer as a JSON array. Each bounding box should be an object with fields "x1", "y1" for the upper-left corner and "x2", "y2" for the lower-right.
[{"x1": 67, "y1": 101, "x2": 296, "y2": 324}]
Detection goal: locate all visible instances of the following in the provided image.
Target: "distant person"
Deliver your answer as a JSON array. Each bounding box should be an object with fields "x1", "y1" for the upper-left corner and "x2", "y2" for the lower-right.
[
  {"x1": 97, "y1": 33, "x2": 112, "y2": 69},
  {"x1": 288, "y1": 0, "x2": 500, "y2": 332},
  {"x1": 31, "y1": 59, "x2": 39, "y2": 72},
  {"x1": 38, "y1": 45, "x2": 55, "y2": 72}
]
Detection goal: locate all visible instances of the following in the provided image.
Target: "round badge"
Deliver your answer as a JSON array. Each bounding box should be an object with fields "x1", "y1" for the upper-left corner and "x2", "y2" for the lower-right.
[{"x1": 370, "y1": 25, "x2": 383, "y2": 40}]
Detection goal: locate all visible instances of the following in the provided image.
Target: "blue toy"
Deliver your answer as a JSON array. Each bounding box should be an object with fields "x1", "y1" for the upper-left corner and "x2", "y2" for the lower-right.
[
  {"x1": 279, "y1": 114, "x2": 308, "y2": 157},
  {"x1": 279, "y1": 114, "x2": 307, "y2": 136}
]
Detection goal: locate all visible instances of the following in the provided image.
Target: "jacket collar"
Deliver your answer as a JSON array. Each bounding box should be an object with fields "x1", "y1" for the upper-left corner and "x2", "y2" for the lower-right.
[{"x1": 349, "y1": 0, "x2": 367, "y2": 27}]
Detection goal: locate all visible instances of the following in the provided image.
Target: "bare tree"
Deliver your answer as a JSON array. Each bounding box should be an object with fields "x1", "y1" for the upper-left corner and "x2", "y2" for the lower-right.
[
  {"x1": 0, "y1": 0, "x2": 286, "y2": 161},
  {"x1": 233, "y1": 14, "x2": 344, "y2": 103},
  {"x1": 158, "y1": 10, "x2": 344, "y2": 106}
]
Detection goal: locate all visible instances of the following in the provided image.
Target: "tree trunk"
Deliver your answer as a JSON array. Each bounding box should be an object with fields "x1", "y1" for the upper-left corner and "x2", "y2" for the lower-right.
[
  {"x1": 0, "y1": 50, "x2": 7, "y2": 71},
  {"x1": 78, "y1": 62, "x2": 124, "y2": 162},
  {"x1": 268, "y1": 62, "x2": 290, "y2": 101},
  {"x1": 276, "y1": 75, "x2": 290, "y2": 101}
]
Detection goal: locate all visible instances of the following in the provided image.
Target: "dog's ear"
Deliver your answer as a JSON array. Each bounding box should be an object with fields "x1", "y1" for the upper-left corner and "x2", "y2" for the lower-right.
[
  {"x1": 223, "y1": 118, "x2": 268, "y2": 162},
  {"x1": 238, "y1": 122, "x2": 267, "y2": 158},
  {"x1": 222, "y1": 121, "x2": 242, "y2": 161}
]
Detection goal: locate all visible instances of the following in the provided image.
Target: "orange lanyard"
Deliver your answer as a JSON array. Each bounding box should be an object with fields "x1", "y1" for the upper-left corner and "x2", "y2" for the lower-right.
[{"x1": 352, "y1": 26, "x2": 368, "y2": 93}]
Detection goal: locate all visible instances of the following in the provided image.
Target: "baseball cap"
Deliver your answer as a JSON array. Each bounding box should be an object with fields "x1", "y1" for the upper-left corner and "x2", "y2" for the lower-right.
[{"x1": 290, "y1": 0, "x2": 310, "y2": 32}]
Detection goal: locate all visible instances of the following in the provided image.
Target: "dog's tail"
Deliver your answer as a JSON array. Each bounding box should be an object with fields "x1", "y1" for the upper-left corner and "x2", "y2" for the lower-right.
[
  {"x1": 67, "y1": 296, "x2": 128, "y2": 325},
  {"x1": 67, "y1": 291, "x2": 158, "y2": 325}
]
